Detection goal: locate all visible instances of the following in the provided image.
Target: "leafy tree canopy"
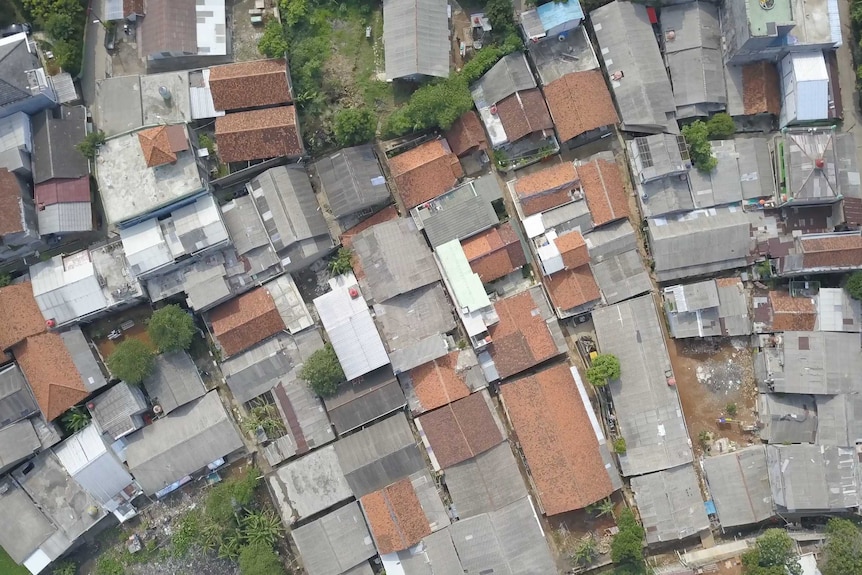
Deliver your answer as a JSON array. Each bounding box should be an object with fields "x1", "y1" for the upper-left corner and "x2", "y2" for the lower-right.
[
  {"x1": 742, "y1": 529, "x2": 801, "y2": 575},
  {"x1": 147, "y1": 304, "x2": 196, "y2": 353},
  {"x1": 847, "y1": 271, "x2": 862, "y2": 301},
  {"x1": 106, "y1": 339, "x2": 155, "y2": 385},
  {"x1": 238, "y1": 542, "x2": 286, "y2": 575},
  {"x1": 821, "y1": 518, "x2": 862, "y2": 575},
  {"x1": 334, "y1": 109, "x2": 376, "y2": 147},
  {"x1": 258, "y1": 18, "x2": 289, "y2": 58},
  {"x1": 587, "y1": 353, "x2": 621, "y2": 386},
  {"x1": 611, "y1": 508, "x2": 645, "y2": 570},
  {"x1": 682, "y1": 120, "x2": 717, "y2": 173},
  {"x1": 299, "y1": 343, "x2": 345, "y2": 397},
  {"x1": 706, "y1": 113, "x2": 736, "y2": 139}
]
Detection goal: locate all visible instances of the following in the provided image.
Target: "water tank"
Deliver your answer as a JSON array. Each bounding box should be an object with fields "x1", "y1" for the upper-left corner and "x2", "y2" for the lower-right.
[{"x1": 159, "y1": 86, "x2": 172, "y2": 102}]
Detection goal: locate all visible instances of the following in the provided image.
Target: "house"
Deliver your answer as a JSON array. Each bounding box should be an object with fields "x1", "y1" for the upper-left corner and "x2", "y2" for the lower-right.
[
  {"x1": 703, "y1": 445, "x2": 775, "y2": 528},
  {"x1": 593, "y1": 295, "x2": 692, "y2": 476},
  {"x1": 208, "y1": 58, "x2": 291, "y2": 112},
  {"x1": 774, "y1": 128, "x2": 859, "y2": 208},
  {"x1": 124, "y1": 391, "x2": 245, "y2": 497},
  {"x1": 0, "y1": 363, "x2": 38, "y2": 428},
  {"x1": 579, "y1": 158, "x2": 629, "y2": 227},
  {"x1": 539, "y1": 231, "x2": 602, "y2": 319},
  {"x1": 660, "y1": 2, "x2": 727, "y2": 119},
  {"x1": 688, "y1": 137, "x2": 776, "y2": 208},
  {"x1": 360, "y1": 471, "x2": 449, "y2": 555},
  {"x1": 510, "y1": 161, "x2": 580, "y2": 218},
  {"x1": 584, "y1": 219, "x2": 652, "y2": 305},
  {"x1": 814, "y1": 288, "x2": 862, "y2": 332},
  {"x1": 104, "y1": 0, "x2": 144, "y2": 21},
  {"x1": 139, "y1": 0, "x2": 228, "y2": 63},
  {"x1": 444, "y1": 442, "x2": 529, "y2": 518},
  {"x1": 543, "y1": 71, "x2": 618, "y2": 147},
  {"x1": 383, "y1": 0, "x2": 449, "y2": 80},
  {"x1": 461, "y1": 222, "x2": 527, "y2": 284},
  {"x1": 766, "y1": 444, "x2": 859, "y2": 513},
  {"x1": 486, "y1": 286, "x2": 567, "y2": 380},
  {"x1": 95, "y1": 124, "x2": 206, "y2": 228},
  {"x1": 0, "y1": 167, "x2": 42, "y2": 264},
  {"x1": 520, "y1": 0, "x2": 583, "y2": 41},
  {"x1": 142, "y1": 351, "x2": 206, "y2": 415},
  {"x1": 93, "y1": 72, "x2": 195, "y2": 137},
  {"x1": 779, "y1": 52, "x2": 832, "y2": 127},
  {"x1": 323, "y1": 366, "x2": 406, "y2": 434},
  {"x1": 774, "y1": 231, "x2": 862, "y2": 276},
  {"x1": 0, "y1": 112, "x2": 32, "y2": 177},
  {"x1": 0, "y1": 33, "x2": 57, "y2": 120},
  {"x1": 54, "y1": 424, "x2": 140, "y2": 522},
  {"x1": 445, "y1": 111, "x2": 488, "y2": 161},
  {"x1": 88, "y1": 381, "x2": 148, "y2": 440},
  {"x1": 313, "y1": 272, "x2": 390, "y2": 381},
  {"x1": 314, "y1": 145, "x2": 390, "y2": 221},
  {"x1": 215, "y1": 106, "x2": 303, "y2": 163},
  {"x1": 630, "y1": 466, "x2": 710, "y2": 544},
  {"x1": 470, "y1": 53, "x2": 555, "y2": 149},
  {"x1": 591, "y1": 1, "x2": 677, "y2": 134},
  {"x1": 0, "y1": 282, "x2": 48, "y2": 353},
  {"x1": 724, "y1": 61, "x2": 781, "y2": 124},
  {"x1": 209, "y1": 286, "x2": 291, "y2": 358},
  {"x1": 500, "y1": 363, "x2": 621, "y2": 515},
  {"x1": 663, "y1": 278, "x2": 752, "y2": 338},
  {"x1": 757, "y1": 331, "x2": 862, "y2": 395},
  {"x1": 0, "y1": 452, "x2": 106, "y2": 574},
  {"x1": 31, "y1": 106, "x2": 92, "y2": 234},
  {"x1": 756, "y1": 392, "x2": 818, "y2": 444},
  {"x1": 389, "y1": 139, "x2": 463, "y2": 210},
  {"x1": 647, "y1": 207, "x2": 755, "y2": 283},
  {"x1": 268, "y1": 445, "x2": 352, "y2": 523},
  {"x1": 291, "y1": 502, "x2": 376, "y2": 575},
  {"x1": 754, "y1": 290, "x2": 818, "y2": 333},
  {"x1": 399, "y1": 348, "x2": 487, "y2": 414},
  {"x1": 526, "y1": 21, "x2": 599, "y2": 87},
  {"x1": 627, "y1": 134, "x2": 692, "y2": 218},
  {"x1": 0, "y1": 420, "x2": 42, "y2": 476},
  {"x1": 410, "y1": 174, "x2": 503, "y2": 249},
  {"x1": 219, "y1": 195, "x2": 281, "y2": 282},
  {"x1": 415, "y1": 390, "x2": 505, "y2": 470},
  {"x1": 378, "y1": 519, "x2": 463, "y2": 574}
]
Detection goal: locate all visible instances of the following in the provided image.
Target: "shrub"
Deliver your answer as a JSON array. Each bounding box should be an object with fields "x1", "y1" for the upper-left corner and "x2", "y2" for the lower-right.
[
  {"x1": 239, "y1": 542, "x2": 286, "y2": 575},
  {"x1": 106, "y1": 339, "x2": 155, "y2": 384},
  {"x1": 741, "y1": 529, "x2": 801, "y2": 575},
  {"x1": 706, "y1": 112, "x2": 736, "y2": 139},
  {"x1": 0, "y1": 273, "x2": 11, "y2": 288},
  {"x1": 586, "y1": 353, "x2": 621, "y2": 386},
  {"x1": 61, "y1": 406, "x2": 91, "y2": 434},
  {"x1": 613, "y1": 437, "x2": 627, "y2": 454},
  {"x1": 258, "y1": 18, "x2": 288, "y2": 58},
  {"x1": 51, "y1": 562, "x2": 77, "y2": 575},
  {"x1": 726, "y1": 403, "x2": 738, "y2": 417},
  {"x1": 299, "y1": 343, "x2": 345, "y2": 397},
  {"x1": 682, "y1": 120, "x2": 717, "y2": 172},
  {"x1": 147, "y1": 304, "x2": 196, "y2": 352},
  {"x1": 328, "y1": 248, "x2": 353, "y2": 275},
  {"x1": 205, "y1": 466, "x2": 260, "y2": 524},
  {"x1": 847, "y1": 271, "x2": 862, "y2": 300},
  {"x1": 240, "y1": 510, "x2": 284, "y2": 547},
  {"x1": 333, "y1": 109, "x2": 376, "y2": 147},
  {"x1": 76, "y1": 130, "x2": 106, "y2": 160},
  {"x1": 611, "y1": 508, "x2": 645, "y2": 570}
]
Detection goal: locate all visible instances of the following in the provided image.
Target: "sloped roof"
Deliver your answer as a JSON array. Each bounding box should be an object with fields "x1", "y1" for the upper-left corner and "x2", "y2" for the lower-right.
[
  {"x1": 631, "y1": 465, "x2": 710, "y2": 544},
  {"x1": 407, "y1": 349, "x2": 479, "y2": 413},
  {"x1": 315, "y1": 145, "x2": 389, "y2": 219},
  {"x1": 291, "y1": 502, "x2": 376, "y2": 575},
  {"x1": 139, "y1": 0, "x2": 197, "y2": 56},
  {"x1": 555, "y1": 230, "x2": 589, "y2": 269},
  {"x1": 360, "y1": 478, "x2": 431, "y2": 554},
  {"x1": 514, "y1": 162, "x2": 579, "y2": 216},
  {"x1": 742, "y1": 61, "x2": 781, "y2": 115},
  {"x1": 0, "y1": 167, "x2": 23, "y2": 235},
  {"x1": 417, "y1": 391, "x2": 504, "y2": 469},
  {"x1": 31, "y1": 105, "x2": 88, "y2": 184},
  {"x1": 0, "y1": 33, "x2": 41, "y2": 109},
  {"x1": 544, "y1": 71, "x2": 619, "y2": 142},
  {"x1": 471, "y1": 52, "x2": 536, "y2": 108},
  {"x1": 545, "y1": 265, "x2": 601, "y2": 313},
  {"x1": 215, "y1": 106, "x2": 303, "y2": 163},
  {"x1": 703, "y1": 445, "x2": 774, "y2": 528},
  {"x1": 88, "y1": 380, "x2": 147, "y2": 439},
  {"x1": 769, "y1": 291, "x2": 817, "y2": 332},
  {"x1": 14, "y1": 332, "x2": 89, "y2": 421},
  {"x1": 210, "y1": 287, "x2": 286, "y2": 357},
  {"x1": 0, "y1": 282, "x2": 46, "y2": 351},
  {"x1": 383, "y1": 0, "x2": 450, "y2": 80},
  {"x1": 495, "y1": 88, "x2": 554, "y2": 144},
  {"x1": 137, "y1": 124, "x2": 188, "y2": 167},
  {"x1": 208, "y1": 58, "x2": 291, "y2": 111},
  {"x1": 580, "y1": 159, "x2": 629, "y2": 226},
  {"x1": 445, "y1": 111, "x2": 488, "y2": 157},
  {"x1": 34, "y1": 176, "x2": 90, "y2": 206},
  {"x1": 462, "y1": 222, "x2": 527, "y2": 283},
  {"x1": 143, "y1": 351, "x2": 206, "y2": 414},
  {"x1": 389, "y1": 140, "x2": 463, "y2": 210}
]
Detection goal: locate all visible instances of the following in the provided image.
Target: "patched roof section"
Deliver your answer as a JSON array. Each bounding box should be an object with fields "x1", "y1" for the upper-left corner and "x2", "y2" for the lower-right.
[
  {"x1": 545, "y1": 266, "x2": 601, "y2": 313},
  {"x1": 445, "y1": 111, "x2": 488, "y2": 157},
  {"x1": 768, "y1": 291, "x2": 816, "y2": 332},
  {"x1": 215, "y1": 106, "x2": 302, "y2": 163},
  {"x1": 389, "y1": 140, "x2": 463, "y2": 209},
  {"x1": 340, "y1": 206, "x2": 400, "y2": 280},
  {"x1": 501, "y1": 363, "x2": 615, "y2": 515},
  {"x1": 409, "y1": 350, "x2": 471, "y2": 412},
  {"x1": 580, "y1": 159, "x2": 629, "y2": 226},
  {"x1": 496, "y1": 88, "x2": 554, "y2": 144},
  {"x1": 360, "y1": 479, "x2": 431, "y2": 554},
  {"x1": 210, "y1": 288, "x2": 286, "y2": 357},
  {"x1": 555, "y1": 230, "x2": 589, "y2": 270},
  {"x1": 742, "y1": 61, "x2": 780, "y2": 116},
  {"x1": 14, "y1": 332, "x2": 88, "y2": 421},
  {"x1": 208, "y1": 58, "x2": 291, "y2": 111},
  {"x1": 417, "y1": 391, "x2": 504, "y2": 469},
  {"x1": 462, "y1": 223, "x2": 527, "y2": 283},
  {"x1": 0, "y1": 282, "x2": 46, "y2": 351},
  {"x1": 543, "y1": 71, "x2": 619, "y2": 143},
  {"x1": 0, "y1": 168, "x2": 23, "y2": 235}
]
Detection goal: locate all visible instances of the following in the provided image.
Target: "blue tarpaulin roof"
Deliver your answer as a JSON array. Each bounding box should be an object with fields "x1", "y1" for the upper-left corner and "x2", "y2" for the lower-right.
[
  {"x1": 537, "y1": 0, "x2": 584, "y2": 30},
  {"x1": 704, "y1": 500, "x2": 717, "y2": 515}
]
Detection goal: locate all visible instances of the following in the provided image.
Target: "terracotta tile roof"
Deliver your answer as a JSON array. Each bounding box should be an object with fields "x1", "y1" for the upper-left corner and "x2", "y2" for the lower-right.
[
  {"x1": 340, "y1": 206, "x2": 400, "y2": 280},
  {"x1": 360, "y1": 479, "x2": 431, "y2": 554},
  {"x1": 445, "y1": 111, "x2": 488, "y2": 157},
  {"x1": 489, "y1": 290, "x2": 563, "y2": 379},
  {"x1": 514, "y1": 162, "x2": 578, "y2": 217},
  {"x1": 123, "y1": 0, "x2": 144, "y2": 16},
  {"x1": 501, "y1": 362, "x2": 614, "y2": 514},
  {"x1": 0, "y1": 282, "x2": 47, "y2": 351},
  {"x1": 555, "y1": 230, "x2": 589, "y2": 270},
  {"x1": 742, "y1": 62, "x2": 781, "y2": 116},
  {"x1": 137, "y1": 125, "x2": 188, "y2": 167},
  {"x1": 545, "y1": 266, "x2": 601, "y2": 313},
  {"x1": 495, "y1": 88, "x2": 554, "y2": 144},
  {"x1": 388, "y1": 140, "x2": 464, "y2": 209},
  {"x1": 580, "y1": 159, "x2": 629, "y2": 226},
  {"x1": 543, "y1": 71, "x2": 619, "y2": 143},
  {"x1": 768, "y1": 291, "x2": 816, "y2": 332},
  {"x1": 208, "y1": 59, "x2": 292, "y2": 111},
  {"x1": 417, "y1": 391, "x2": 504, "y2": 468},
  {"x1": 35, "y1": 177, "x2": 91, "y2": 206},
  {"x1": 0, "y1": 168, "x2": 23, "y2": 235},
  {"x1": 209, "y1": 288, "x2": 286, "y2": 357},
  {"x1": 14, "y1": 332, "x2": 88, "y2": 421},
  {"x1": 800, "y1": 234, "x2": 862, "y2": 269},
  {"x1": 215, "y1": 106, "x2": 303, "y2": 163},
  {"x1": 462, "y1": 222, "x2": 527, "y2": 283},
  {"x1": 409, "y1": 351, "x2": 471, "y2": 412}
]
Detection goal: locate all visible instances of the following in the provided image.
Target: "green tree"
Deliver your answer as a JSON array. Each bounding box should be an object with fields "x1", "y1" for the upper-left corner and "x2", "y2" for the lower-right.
[
  {"x1": 333, "y1": 108, "x2": 376, "y2": 147},
  {"x1": 847, "y1": 271, "x2": 862, "y2": 300},
  {"x1": 596, "y1": 497, "x2": 616, "y2": 517},
  {"x1": 329, "y1": 248, "x2": 353, "y2": 275},
  {"x1": 742, "y1": 529, "x2": 801, "y2": 575},
  {"x1": 238, "y1": 542, "x2": 286, "y2": 575},
  {"x1": 821, "y1": 518, "x2": 862, "y2": 575},
  {"x1": 299, "y1": 343, "x2": 345, "y2": 397},
  {"x1": 572, "y1": 535, "x2": 598, "y2": 567},
  {"x1": 485, "y1": 0, "x2": 515, "y2": 35},
  {"x1": 0, "y1": 273, "x2": 11, "y2": 288},
  {"x1": 242, "y1": 401, "x2": 286, "y2": 439},
  {"x1": 44, "y1": 11, "x2": 76, "y2": 41},
  {"x1": 726, "y1": 403, "x2": 738, "y2": 417},
  {"x1": 106, "y1": 339, "x2": 155, "y2": 385},
  {"x1": 52, "y1": 38, "x2": 82, "y2": 77},
  {"x1": 706, "y1": 112, "x2": 736, "y2": 139},
  {"x1": 586, "y1": 353, "x2": 621, "y2": 386},
  {"x1": 682, "y1": 120, "x2": 717, "y2": 172},
  {"x1": 61, "y1": 406, "x2": 91, "y2": 434},
  {"x1": 611, "y1": 508, "x2": 645, "y2": 570},
  {"x1": 76, "y1": 130, "x2": 106, "y2": 160},
  {"x1": 240, "y1": 510, "x2": 284, "y2": 547},
  {"x1": 24, "y1": 0, "x2": 83, "y2": 24},
  {"x1": 147, "y1": 304, "x2": 196, "y2": 352},
  {"x1": 51, "y1": 561, "x2": 78, "y2": 575},
  {"x1": 258, "y1": 18, "x2": 288, "y2": 58}
]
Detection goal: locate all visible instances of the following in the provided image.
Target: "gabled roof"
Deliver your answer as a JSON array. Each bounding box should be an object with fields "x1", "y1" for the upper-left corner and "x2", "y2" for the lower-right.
[
  {"x1": 315, "y1": 145, "x2": 389, "y2": 219},
  {"x1": 768, "y1": 291, "x2": 817, "y2": 332},
  {"x1": 494, "y1": 88, "x2": 554, "y2": 144},
  {"x1": 766, "y1": 444, "x2": 860, "y2": 512},
  {"x1": 514, "y1": 162, "x2": 579, "y2": 216},
  {"x1": 545, "y1": 265, "x2": 601, "y2": 313},
  {"x1": 630, "y1": 465, "x2": 709, "y2": 544},
  {"x1": 208, "y1": 58, "x2": 291, "y2": 111},
  {"x1": 88, "y1": 380, "x2": 147, "y2": 439},
  {"x1": 462, "y1": 222, "x2": 527, "y2": 283},
  {"x1": 544, "y1": 71, "x2": 619, "y2": 142},
  {"x1": 0, "y1": 363, "x2": 37, "y2": 427},
  {"x1": 580, "y1": 158, "x2": 629, "y2": 226},
  {"x1": 139, "y1": 0, "x2": 197, "y2": 56},
  {"x1": 31, "y1": 105, "x2": 88, "y2": 184},
  {"x1": 215, "y1": 106, "x2": 303, "y2": 163},
  {"x1": 143, "y1": 351, "x2": 206, "y2": 414},
  {"x1": 741, "y1": 61, "x2": 781, "y2": 115},
  {"x1": 471, "y1": 52, "x2": 536, "y2": 108},
  {"x1": 703, "y1": 445, "x2": 774, "y2": 528},
  {"x1": 34, "y1": 176, "x2": 90, "y2": 206},
  {"x1": 137, "y1": 124, "x2": 189, "y2": 167},
  {"x1": 383, "y1": 0, "x2": 450, "y2": 80},
  {"x1": 389, "y1": 139, "x2": 463, "y2": 210},
  {"x1": 0, "y1": 33, "x2": 41, "y2": 109},
  {"x1": 210, "y1": 287, "x2": 286, "y2": 357},
  {"x1": 445, "y1": 111, "x2": 488, "y2": 157},
  {"x1": 0, "y1": 282, "x2": 46, "y2": 351},
  {"x1": 360, "y1": 478, "x2": 432, "y2": 554},
  {"x1": 414, "y1": 174, "x2": 503, "y2": 249},
  {"x1": 291, "y1": 502, "x2": 376, "y2": 575},
  {"x1": 406, "y1": 349, "x2": 485, "y2": 413},
  {"x1": 0, "y1": 167, "x2": 24, "y2": 235},
  {"x1": 14, "y1": 332, "x2": 89, "y2": 421},
  {"x1": 778, "y1": 232, "x2": 862, "y2": 276}
]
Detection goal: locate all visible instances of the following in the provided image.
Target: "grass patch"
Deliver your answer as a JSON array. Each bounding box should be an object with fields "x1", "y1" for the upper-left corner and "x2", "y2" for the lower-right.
[{"x1": 0, "y1": 548, "x2": 28, "y2": 575}]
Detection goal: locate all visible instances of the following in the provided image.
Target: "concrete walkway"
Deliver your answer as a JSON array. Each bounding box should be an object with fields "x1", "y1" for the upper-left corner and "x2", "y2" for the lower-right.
[{"x1": 836, "y1": 0, "x2": 862, "y2": 169}]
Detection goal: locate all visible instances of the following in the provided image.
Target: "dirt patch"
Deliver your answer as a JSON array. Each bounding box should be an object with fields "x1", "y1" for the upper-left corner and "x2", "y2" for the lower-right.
[
  {"x1": 86, "y1": 304, "x2": 156, "y2": 359},
  {"x1": 230, "y1": 0, "x2": 266, "y2": 62}
]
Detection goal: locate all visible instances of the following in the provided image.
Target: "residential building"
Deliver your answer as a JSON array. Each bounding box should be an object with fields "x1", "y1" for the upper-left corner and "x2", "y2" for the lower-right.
[
  {"x1": 543, "y1": 71, "x2": 618, "y2": 147},
  {"x1": 314, "y1": 144, "x2": 390, "y2": 221},
  {"x1": 0, "y1": 363, "x2": 38, "y2": 428},
  {"x1": 520, "y1": 0, "x2": 583, "y2": 41},
  {"x1": 445, "y1": 111, "x2": 488, "y2": 161},
  {"x1": 688, "y1": 137, "x2": 775, "y2": 207},
  {"x1": 757, "y1": 331, "x2": 862, "y2": 395},
  {"x1": 630, "y1": 466, "x2": 710, "y2": 544},
  {"x1": 389, "y1": 139, "x2": 463, "y2": 210},
  {"x1": 142, "y1": 351, "x2": 206, "y2": 415},
  {"x1": 93, "y1": 72, "x2": 195, "y2": 137},
  {"x1": 383, "y1": 0, "x2": 449, "y2": 80},
  {"x1": 88, "y1": 381, "x2": 148, "y2": 440},
  {"x1": 703, "y1": 445, "x2": 775, "y2": 528},
  {"x1": 208, "y1": 58, "x2": 292, "y2": 112},
  {"x1": 627, "y1": 134, "x2": 693, "y2": 218},
  {"x1": 436, "y1": 239, "x2": 498, "y2": 348},
  {"x1": 322, "y1": 365, "x2": 405, "y2": 434},
  {"x1": 756, "y1": 392, "x2": 818, "y2": 444},
  {"x1": 268, "y1": 445, "x2": 352, "y2": 523},
  {"x1": 579, "y1": 157, "x2": 629, "y2": 227},
  {"x1": 291, "y1": 502, "x2": 376, "y2": 575},
  {"x1": 526, "y1": 21, "x2": 599, "y2": 86},
  {"x1": 399, "y1": 348, "x2": 487, "y2": 414},
  {"x1": 219, "y1": 195, "x2": 281, "y2": 282},
  {"x1": 461, "y1": 222, "x2": 527, "y2": 284},
  {"x1": 139, "y1": 0, "x2": 228, "y2": 63},
  {"x1": 724, "y1": 61, "x2": 782, "y2": 123},
  {"x1": 443, "y1": 442, "x2": 529, "y2": 517},
  {"x1": 774, "y1": 231, "x2": 862, "y2": 276},
  {"x1": 0, "y1": 167, "x2": 42, "y2": 264},
  {"x1": 591, "y1": 1, "x2": 677, "y2": 134},
  {"x1": 766, "y1": 444, "x2": 859, "y2": 513},
  {"x1": 0, "y1": 112, "x2": 32, "y2": 177},
  {"x1": 215, "y1": 106, "x2": 303, "y2": 163},
  {"x1": 104, "y1": 0, "x2": 144, "y2": 21},
  {"x1": 509, "y1": 161, "x2": 581, "y2": 219},
  {"x1": 663, "y1": 278, "x2": 752, "y2": 338},
  {"x1": 779, "y1": 51, "x2": 832, "y2": 127},
  {"x1": 0, "y1": 33, "x2": 57, "y2": 120},
  {"x1": 584, "y1": 220, "x2": 652, "y2": 305}
]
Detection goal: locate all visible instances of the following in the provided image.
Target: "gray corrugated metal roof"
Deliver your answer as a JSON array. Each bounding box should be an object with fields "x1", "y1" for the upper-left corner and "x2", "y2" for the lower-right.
[
  {"x1": 592, "y1": 295, "x2": 693, "y2": 476},
  {"x1": 374, "y1": 283, "x2": 455, "y2": 360},
  {"x1": 584, "y1": 218, "x2": 638, "y2": 260},
  {"x1": 0, "y1": 419, "x2": 39, "y2": 474},
  {"x1": 323, "y1": 369, "x2": 406, "y2": 435},
  {"x1": 314, "y1": 145, "x2": 389, "y2": 219},
  {"x1": 271, "y1": 368, "x2": 335, "y2": 457},
  {"x1": 89, "y1": 381, "x2": 148, "y2": 440},
  {"x1": 0, "y1": 363, "x2": 38, "y2": 428},
  {"x1": 770, "y1": 331, "x2": 862, "y2": 394},
  {"x1": 591, "y1": 248, "x2": 652, "y2": 305},
  {"x1": 388, "y1": 334, "x2": 449, "y2": 374},
  {"x1": 31, "y1": 105, "x2": 88, "y2": 185},
  {"x1": 631, "y1": 465, "x2": 709, "y2": 544},
  {"x1": 703, "y1": 445, "x2": 774, "y2": 528},
  {"x1": 143, "y1": 351, "x2": 206, "y2": 414},
  {"x1": 291, "y1": 501, "x2": 376, "y2": 575},
  {"x1": 757, "y1": 392, "x2": 818, "y2": 444},
  {"x1": 221, "y1": 195, "x2": 269, "y2": 257},
  {"x1": 125, "y1": 392, "x2": 245, "y2": 495},
  {"x1": 0, "y1": 35, "x2": 42, "y2": 109},
  {"x1": 766, "y1": 444, "x2": 859, "y2": 512},
  {"x1": 444, "y1": 442, "x2": 528, "y2": 518},
  {"x1": 395, "y1": 528, "x2": 464, "y2": 574},
  {"x1": 61, "y1": 326, "x2": 108, "y2": 393},
  {"x1": 333, "y1": 413, "x2": 425, "y2": 497},
  {"x1": 268, "y1": 445, "x2": 352, "y2": 522},
  {"x1": 816, "y1": 393, "x2": 862, "y2": 446},
  {"x1": 448, "y1": 496, "x2": 556, "y2": 575},
  {"x1": 0, "y1": 478, "x2": 55, "y2": 564},
  {"x1": 471, "y1": 52, "x2": 536, "y2": 108},
  {"x1": 639, "y1": 175, "x2": 694, "y2": 218},
  {"x1": 38, "y1": 202, "x2": 93, "y2": 234},
  {"x1": 383, "y1": 0, "x2": 450, "y2": 79},
  {"x1": 418, "y1": 178, "x2": 501, "y2": 248},
  {"x1": 664, "y1": 280, "x2": 751, "y2": 338},
  {"x1": 353, "y1": 218, "x2": 441, "y2": 303},
  {"x1": 0, "y1": 112, "x2": 30, "y2": 155},
  {"x1": 629, "y1": 134, "x2": 689, "y2": 183},
  {"x1": 591, "y1": 1, "x2": 677, "y2": 133}
]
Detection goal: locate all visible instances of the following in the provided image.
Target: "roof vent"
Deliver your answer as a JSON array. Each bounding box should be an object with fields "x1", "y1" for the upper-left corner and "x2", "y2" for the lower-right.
[
  {"x1": 86, "y1": 402, "x2": 95, "y2": 410},
  {"x1": 158, "y1": 86, "x2": 172, "y2": 102},
  {"x1": 489, "y1": 105, "x2": 498, "y2": 115},
  {"x1": 611, "y1": 70, "x2": 624, "y2": 81},
  {"x1": 348, "y1": 287, "x2": 360, "y2": 299},
  {"x1": 665, "y1": 30, "x2": 676, "y2": 41},
  {"x1": 760, "y1": 0, "x2": 775, "y2": 9},
  {"x1": 815, "y1": 157, "x2": 825, "y2": 169},
  {"x1": 153, "y1": 404, "x2": 163, "y2": 414},
  {"x1": 45, "y1": 319, "x2": 55, "y2": 328}
]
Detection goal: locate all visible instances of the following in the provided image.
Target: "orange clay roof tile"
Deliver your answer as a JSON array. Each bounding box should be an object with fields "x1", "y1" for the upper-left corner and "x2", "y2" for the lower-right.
[
  {"x1": 489, "y1": 289, "x2": 563, "y2": 379},
  {"x1": 409, "y1": 351, "x2": 471, "y2": 412},
  {"x1": 543, "y1": 71, "x2": 619, "y2": 143},
  {"x1": 389, "y1": 140, "x2": 463, "y2": 210},
  {"x1": 209, "y1": 288, "x2": 285, "y2": 357},
  {"x1": 360, "y1": 479, "x2": 431, "y2": 554},
  {"x1": 416, "y1": 391, "x2": 504, "y2": 468},
  {"x1": 580, "y1": 159, "x2": 629, "y2": 226},
  {"x1": 14, "y1": 332, "x2": 88, "y2": 421}
]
